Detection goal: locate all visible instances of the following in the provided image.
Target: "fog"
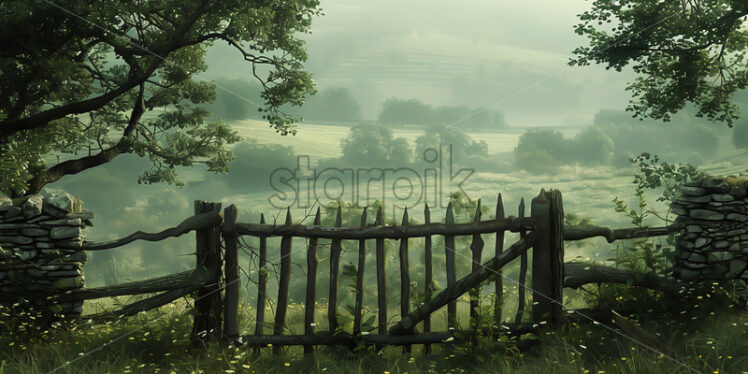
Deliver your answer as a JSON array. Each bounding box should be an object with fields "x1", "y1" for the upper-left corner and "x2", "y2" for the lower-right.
[
  {"x1": 43, "y1": 0, "x2": 748, "y2": 290},
  {"x1": 203, "y1": 0, "x2": 635, "y2": 126}
]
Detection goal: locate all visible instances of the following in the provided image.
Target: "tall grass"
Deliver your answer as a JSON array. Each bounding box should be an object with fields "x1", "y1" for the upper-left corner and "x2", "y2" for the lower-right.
[{"x1": 1, "y1": 295, "x2": 745, "y2": 374}]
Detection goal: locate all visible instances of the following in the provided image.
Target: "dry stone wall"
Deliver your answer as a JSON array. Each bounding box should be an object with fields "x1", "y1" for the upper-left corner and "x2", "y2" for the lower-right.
[
  {"x1": 671, "y1": 176, "x2": 748, "y2": 282},
  {"x1": 0, "y1": 192, "x2": 91, "y2": 320}
]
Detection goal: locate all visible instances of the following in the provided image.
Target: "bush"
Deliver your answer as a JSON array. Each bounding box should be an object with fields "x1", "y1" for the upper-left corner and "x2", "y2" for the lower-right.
[
  {"x1": 514, "y1": 129, "x2": 571, "y2": 173},
  {"x1": 572, "y1": 126, "x2": 614, "y2": 165},
  {"x1": 203, "y1": 139, "x2": 298, "y2": 192},
  {"x1": 300, "y1": 87, "x2": 362, "y2": 123},
  {"x1": 340, "y1": 123, "x2": 412, "y2": 166},
  {"x1": 205, "y1": 78, "x2": 264, "y2": 121},
  {"x1": 593, "y1": 109, "x2": 718, "y2": 165},
  {"x1": 378, "y1": 98, "x2": 434, "y2": 125},
  {"x1": 514, "y1": 127, "x2": 616, "y2": 171},
  {"x1": 415, "y1": 125, "x2": 487, "y2": 162},
  {"x1": 378, "y1": 97, "x2": 507, "y2": 129}
]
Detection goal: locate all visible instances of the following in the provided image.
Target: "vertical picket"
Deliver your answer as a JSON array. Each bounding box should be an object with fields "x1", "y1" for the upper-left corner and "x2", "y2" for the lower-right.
[
  {"x1": 423, "y1": 204, "x2": 433, "y2": 355},
  {"x1": 515, "y1": 198, "x2": 527, "y2": 325},
  {"x1": 273, "y1": 209, "x2": 293, "y2": 355},
  {"x1": 353, "y1": 208, "x2": 368, "y2": 335},
  {"x1": 303, "y1": 208, "x2": 321, "y2": 354},
  {"x1": 469, "y1": 200, "x2": 484, "y2": 343},
  {"x1": 328, "y1": 206, "x2": 343, "y2": 334},
  {"x1": 398, "y1": 208, "x2": 411, "y2": 353},
  {"x1": 494, "y1": 194, "x2": 505, "y2": 328}
]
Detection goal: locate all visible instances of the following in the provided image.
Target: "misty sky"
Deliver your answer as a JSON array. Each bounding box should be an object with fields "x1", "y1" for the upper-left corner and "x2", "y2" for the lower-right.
[{"x1": 204, "y1": 0, "x2": 637, "y2": 127}]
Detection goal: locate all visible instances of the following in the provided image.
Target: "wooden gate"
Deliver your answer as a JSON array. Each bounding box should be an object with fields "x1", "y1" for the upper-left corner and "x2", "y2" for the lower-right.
[{"x1": 221, "y1": 189, "x2": 565, "y2": 351}]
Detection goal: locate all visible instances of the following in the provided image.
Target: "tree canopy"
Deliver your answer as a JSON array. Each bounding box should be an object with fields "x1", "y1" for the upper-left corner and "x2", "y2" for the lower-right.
[
  {"x1": 340, "y1": 123, "x2": 411, "y2": 166},
  {"x1": 0, "y1": 0, "x2": 321, "y2": 197},
  {"x1": 571, "y1": 0, "x2": 748, "y2": 126},
  {"x1": 377, "y1": 98, "x2": 507, "y2": 129}
]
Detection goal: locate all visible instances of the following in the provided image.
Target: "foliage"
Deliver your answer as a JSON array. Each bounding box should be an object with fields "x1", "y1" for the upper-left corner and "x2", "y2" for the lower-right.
[
  {"x1": 584, "y1": 154, "x2": 704, "y2": 311},
  {"x1": 594, "y1": 109, "x2": 719, "y2": 166},
  {"x1": 414, "y1": 125, "x2": 488, "y2": 162},
  {"x1": 339, "y1": 123, "x2": 412, "y2": 166},
  {"x1": 571, "y1": 0, "x2": 748, "y2": 126},
  {"x1": 221, "y1": 139, "x2": 298, "y2": 192},
  {"x1": 301, "y1": 88, "x2": 362, "y2": 123},
  {"x1": 629, "y1": 153, "x2": 704, "y2": 204},
  {"x1": 378, "y1": 98, "x2": 434, "y2": 125},
  {"x1": 515, "y1": 115, "x2": 719, "y2": 173},
  {"x1": 204, "y1": 78, "x2": 266, "y2": 121},
  {"x1": 4, "y1": 296, "x2": 745, "y2": 373},
  {"x1": 0, "y1": 0, "x2": 321, "y2": 196},
  {"x1": 377, "y1": 98, "x2": 507, "y2": 129},
  {"x1": 514, "y1": 129, "x2": 572, "y2": 173}
]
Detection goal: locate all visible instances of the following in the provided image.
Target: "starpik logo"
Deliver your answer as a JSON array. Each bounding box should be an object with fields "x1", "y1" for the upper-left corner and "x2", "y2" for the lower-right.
[{"x1": 267, "y1": 145, "x2": 475, "y2": 210}]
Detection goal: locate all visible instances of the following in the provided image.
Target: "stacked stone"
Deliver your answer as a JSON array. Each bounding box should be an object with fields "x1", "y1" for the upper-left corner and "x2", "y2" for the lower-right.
[
  {"x1": 671, "y1": 176, "x2": 748, "y2": 282},
  {"x1": 0, "y1": 192, "x2": 92, "y2": 319}
]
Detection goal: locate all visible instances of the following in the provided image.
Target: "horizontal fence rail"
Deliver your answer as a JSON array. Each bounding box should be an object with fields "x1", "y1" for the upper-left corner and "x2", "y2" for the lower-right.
[
  {"x1": 234, "y1": 216, "x2": 534, "y2": 239},
  {"x1": 563, "y1": 223, "x2": 683, "y2": 243},
  {"x1": 27, "y1": 189, "x2": 691, "y2": 350},
  {"x1": 63, "y1": 267, "x2": 211, "y2": 301},
  {"x1": 81, "y1": 209, "x2": 222, "y2": 250}
]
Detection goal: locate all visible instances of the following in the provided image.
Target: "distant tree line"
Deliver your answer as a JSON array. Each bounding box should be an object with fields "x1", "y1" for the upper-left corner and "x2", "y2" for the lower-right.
[
  {"x1": 514, "y1": 109, "x2": 725, "y2": 174},
  {"x1": 206, "y1": 78, "x2": 362, "y2": 124},
  {"x1": 332, "y1": 123, "x2": 490, "y2": 168},
  {"x1": 206, "y1": 79, "x2": 507, "y2": 130},
  {"x1": 377, "y1": 98, "x2": 507, "y2": 130}
]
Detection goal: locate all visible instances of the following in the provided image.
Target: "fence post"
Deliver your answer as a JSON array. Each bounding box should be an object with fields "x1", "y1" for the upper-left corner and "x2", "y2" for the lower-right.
[
  {"x1": 223, "y1": 204, "x2": 239, "y2": 343},
  {"x1": 254, "y1": 214, "x2": 268, "y2": 354},
  {"x1": 273, "y1": 209, "x2": 293, "y2": 355},
  {"x1": 191, "y1": 200, "x2": 223, "y2": 343},
  {"x1": 304, "y1": 208, "x2": 321, "y2": 354},
  {"x1": 530, "y1": 189, "x2": 564, "y2": 326}
]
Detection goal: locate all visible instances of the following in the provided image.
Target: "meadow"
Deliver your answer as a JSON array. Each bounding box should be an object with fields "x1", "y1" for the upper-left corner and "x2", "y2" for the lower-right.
[{"x1": 3, "y1": 122, "x2": 747, "y2": 374}]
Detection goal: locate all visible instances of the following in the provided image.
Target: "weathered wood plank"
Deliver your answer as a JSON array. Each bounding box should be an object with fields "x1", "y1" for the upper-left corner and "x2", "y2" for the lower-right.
[
  {"x1": 563, "y1": 262, "x2": 683, "y2": 294},
  {"x1": 304, "y1": 208, "x2": 321, "y2": 354},
  {"x1": 273, "y1": 209, "x2": 293, "y2": 355},
  {"x1": 223, "y1": 205, "x2": 240, "y2": 342},
  {"x1": 65, "y1": 267, "x2": 211, "y2": 301},
  {"x1": 240, "y1": 331, "x2": 459, "y2": 346},
  {"x1": 390, "y1": 233, "x2": 536, "y2": 335},
  {"x1": 564, "y1": 224, "x2": 682, "y2": 243},
  {"x1": 423, "y1": 204, "x2": 433, "y2": 355},
  {"x1": 375, "y1": 207, "x2": 387, "y2": 349},
  {"x1": 87, "y1": 284, "x2": 203, "y2": 322},
  {"x1": 353, "y1": 208, "x2": 367, "y2": 336},
  {"x1": 398, "y1": 208, "x2": 411, "y2": 353},
  {"x1": 494, "y1": 194, "x2": 505, "y2": 328},
  {"x1": 234, "y1": 217, "x2": 533, "y2": 239},
  {"x1": 515, "y1": 198, "x2": 527, "y2": 325},
  {"x1": 530, "y1": 190, "x2": 564, "y2": 325},
  {"x1": 469, "y1": 200, "x2": 484, "y2": 343},
  {"x1": 254, "y1": 214, "x2": 268, "y2": 351},
  {"x1": 444, "y1": 203, "x2": 457, "y2": 330},
  {"x1": 328, "y1": 206, "x2": 343, "y2": 334},
  {"x1": 191, "y1": 201, "x2": 223, "y2": 343},
  {"x1": 82, "y1": 210, "x2": 222, "y2": 250}
]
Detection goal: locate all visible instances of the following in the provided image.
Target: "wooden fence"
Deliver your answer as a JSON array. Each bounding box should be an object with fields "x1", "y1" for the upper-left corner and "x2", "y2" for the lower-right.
[{"x1": 57, "y1": 188, "x2": 683, "y2": 349}]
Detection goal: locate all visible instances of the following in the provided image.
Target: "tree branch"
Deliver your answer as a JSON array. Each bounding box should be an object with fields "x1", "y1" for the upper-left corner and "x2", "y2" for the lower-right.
[
  {"x1": 24, "y1": 84, "x2": 145, "y2": 195},
  {"x1": 0, "y1": 2, "x2": 209, "y2": 139}
]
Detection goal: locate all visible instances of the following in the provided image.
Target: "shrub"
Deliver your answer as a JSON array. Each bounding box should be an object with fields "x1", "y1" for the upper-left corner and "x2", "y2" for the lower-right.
[
  {"x1": 340, "y1": 123, "x2": 412, "y2": 166},
  {"x1": 514, "y1": 129, "x2": 571, "y2": 173},
  {"x1": 415, "y1": 125, "x2": 487, "y2": 162}
]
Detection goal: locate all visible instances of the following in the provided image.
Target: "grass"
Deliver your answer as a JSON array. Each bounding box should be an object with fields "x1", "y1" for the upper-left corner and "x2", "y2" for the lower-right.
[{"x1": 1, "y1": 294, "x2": 746, "y2": 374}]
